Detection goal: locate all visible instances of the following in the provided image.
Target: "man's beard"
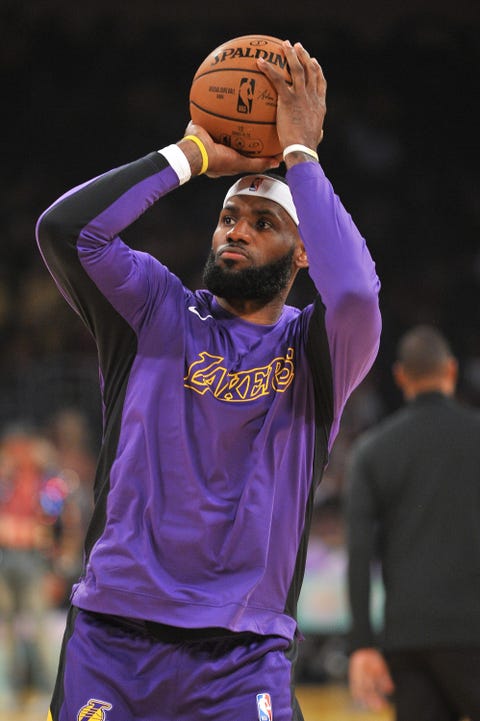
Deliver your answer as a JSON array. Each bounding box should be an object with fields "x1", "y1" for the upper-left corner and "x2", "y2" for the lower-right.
[{"x1": 202, "y1": 248, "x2": 295, "y2": 304}]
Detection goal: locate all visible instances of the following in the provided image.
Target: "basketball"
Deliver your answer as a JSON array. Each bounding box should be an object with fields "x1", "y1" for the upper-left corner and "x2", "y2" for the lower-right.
[{"x1": 189, "y1": 34, "x2": 290, "y2": 157}]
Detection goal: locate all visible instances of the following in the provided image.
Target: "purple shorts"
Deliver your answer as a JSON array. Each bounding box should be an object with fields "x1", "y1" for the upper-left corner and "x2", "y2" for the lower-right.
[{"x1": 48, "y1": 607, "x2": 305, "y2": 721}]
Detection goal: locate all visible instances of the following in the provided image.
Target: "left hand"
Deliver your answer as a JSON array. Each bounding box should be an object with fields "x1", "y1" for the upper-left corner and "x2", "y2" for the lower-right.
[{"x1": 180, "y1": 122, "x2": 282, "y2": 179}]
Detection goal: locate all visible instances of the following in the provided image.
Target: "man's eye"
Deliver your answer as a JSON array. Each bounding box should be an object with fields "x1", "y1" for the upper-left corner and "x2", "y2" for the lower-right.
[
  {"x1": 223, "y1": 216, "x2": 235, "y2": 225},
  {"x1": 257, "y1": 220, "x2": 271, "y2": 230}
]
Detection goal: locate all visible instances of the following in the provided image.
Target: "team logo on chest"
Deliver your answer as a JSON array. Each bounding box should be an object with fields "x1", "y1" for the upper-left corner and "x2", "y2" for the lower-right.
[
  {"x1": 184, "y1": 348, "x2": 295, "y2": 402},
  {"x1": 77, "y1": 699, "x2": 112, "y2": 721},
  {"x1": 256, "y1": 692, "x2": 273, "y2": 721}
]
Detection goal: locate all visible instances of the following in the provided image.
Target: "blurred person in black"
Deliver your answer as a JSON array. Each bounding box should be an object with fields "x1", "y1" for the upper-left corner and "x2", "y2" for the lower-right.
[{"x1": 346, "y1": 324, "x2": 480, "y2": 721}]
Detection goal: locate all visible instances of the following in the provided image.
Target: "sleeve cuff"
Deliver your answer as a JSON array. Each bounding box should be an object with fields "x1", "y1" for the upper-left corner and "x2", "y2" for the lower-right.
[{"x1": 157, "y1": 144, "x2": 191, "y2": 185}]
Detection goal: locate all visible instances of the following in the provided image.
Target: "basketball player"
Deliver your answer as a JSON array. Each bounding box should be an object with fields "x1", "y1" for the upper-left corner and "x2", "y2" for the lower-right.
[
  {"x1": 36, "y1": 40, "x2": 381, "y2": 721},
  {"x1": 346, "y1": 325, "x2": 480, "y2": 721}
]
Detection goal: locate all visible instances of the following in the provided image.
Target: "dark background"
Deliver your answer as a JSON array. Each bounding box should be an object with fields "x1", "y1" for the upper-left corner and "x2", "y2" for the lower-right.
[{"x1": 1, "y1": 0, "x2": 479, "y2": 435}]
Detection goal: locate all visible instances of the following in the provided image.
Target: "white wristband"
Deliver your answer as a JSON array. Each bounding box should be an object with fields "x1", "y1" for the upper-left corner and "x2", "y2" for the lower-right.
[
  {"x1": 158, "y1": 144, "x2": 191, "y2": 185},
  {"x1": 282, "y1": 144, "x2": 319, "y2": 162}
]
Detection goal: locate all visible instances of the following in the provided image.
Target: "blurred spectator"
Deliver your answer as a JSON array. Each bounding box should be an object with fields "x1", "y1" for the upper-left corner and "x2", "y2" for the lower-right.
[
  {"x1": 0, "y1": 425, "x2": 70, "y2": 708},
  {"x1": 45, "y1": 409, "x2": 96, "y2": 597}
]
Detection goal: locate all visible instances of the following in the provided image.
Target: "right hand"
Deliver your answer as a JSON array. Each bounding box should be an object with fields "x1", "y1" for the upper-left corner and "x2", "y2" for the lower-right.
[
  {"x1": 179, "y1": 122, "x2": 282, "y2": 179},
  {"x1": 349, "y1": 648, "x2": 395, "y2": 711}
]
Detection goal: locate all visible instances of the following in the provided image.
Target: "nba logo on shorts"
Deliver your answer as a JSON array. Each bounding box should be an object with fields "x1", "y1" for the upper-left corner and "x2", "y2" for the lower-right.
[{"x1": 256, "y1": 692, "x2": 273, "y2": 721}]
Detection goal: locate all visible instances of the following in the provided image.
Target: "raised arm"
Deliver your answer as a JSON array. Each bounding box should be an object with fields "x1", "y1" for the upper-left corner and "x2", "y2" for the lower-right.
[
  {"x1": 260, "y1": 41, "x2": 381, "y2": 445},
  {"x1": 36, "y1": 135, "x2": 280, "y2": 335},
  {"x1": 36, "y1": 152, "x2": 184, "y2": 332}
]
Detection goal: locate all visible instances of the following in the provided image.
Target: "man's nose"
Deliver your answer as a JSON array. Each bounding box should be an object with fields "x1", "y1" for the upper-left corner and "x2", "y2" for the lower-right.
[{"x1": 226, "y1": 219, "x2": 252, "y2": 242}]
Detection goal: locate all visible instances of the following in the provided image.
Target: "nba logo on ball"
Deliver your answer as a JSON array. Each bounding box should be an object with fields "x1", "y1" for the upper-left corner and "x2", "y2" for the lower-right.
[
  {"x1": 237, "y1": 77, "x2": 255, "y2": 114},
  {"x1": 256, "y1": 692, "x2": 273, "y2": 721}
]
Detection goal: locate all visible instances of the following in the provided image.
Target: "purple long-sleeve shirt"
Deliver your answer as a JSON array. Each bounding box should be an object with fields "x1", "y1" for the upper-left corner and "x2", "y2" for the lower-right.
[{"x1": 36, "y1": 151, "x2": 380, "y2": 640}]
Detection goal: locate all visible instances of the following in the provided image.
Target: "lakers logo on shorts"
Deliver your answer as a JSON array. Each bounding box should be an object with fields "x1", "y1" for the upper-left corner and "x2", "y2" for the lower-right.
[{"x1": 77, "y1": 699, "x2": 113, "y2": 721}]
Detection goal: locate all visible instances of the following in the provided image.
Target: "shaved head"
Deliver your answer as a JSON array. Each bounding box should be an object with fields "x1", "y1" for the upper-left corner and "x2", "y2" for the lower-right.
[{"x1": 396, "y1": 325, "x2": 454, "y2": 380}]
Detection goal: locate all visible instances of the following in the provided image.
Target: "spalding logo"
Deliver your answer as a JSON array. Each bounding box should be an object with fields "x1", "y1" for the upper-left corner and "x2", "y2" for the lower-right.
[
  {"x1": 77, "y1": 699, "x2": 113, "y2": 721},
  {"x1": 211, "y1": 46, "x2": 287, "y2": 70}
]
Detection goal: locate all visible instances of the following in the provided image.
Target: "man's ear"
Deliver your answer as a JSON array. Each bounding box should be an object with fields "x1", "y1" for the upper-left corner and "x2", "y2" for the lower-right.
[
  {"x1": 295, "y1": 242, "x2": 309, "y2": 269},
  {"x1": 443, "y1": 357, "x2": 458, "y2": 394},
  {"x1": 392, "y1": 361, "x2": 406, "y2": 390}
]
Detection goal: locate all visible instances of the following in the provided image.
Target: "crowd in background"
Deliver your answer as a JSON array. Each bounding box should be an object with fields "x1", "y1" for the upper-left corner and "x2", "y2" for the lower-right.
[{"x1": 0, "y1": 0, "x2": 479, "y2": 705}]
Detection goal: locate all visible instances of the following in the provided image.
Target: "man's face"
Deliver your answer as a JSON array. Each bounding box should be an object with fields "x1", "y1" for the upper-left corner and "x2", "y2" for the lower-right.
[{"x1": 204, "y1": 195, "x2": 303, "y2": 303}]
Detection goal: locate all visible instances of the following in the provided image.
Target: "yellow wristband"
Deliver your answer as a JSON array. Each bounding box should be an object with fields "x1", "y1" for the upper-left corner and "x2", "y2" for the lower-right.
[{"x1": 183, "y1": 135, "x2": 209, "y2": 175}]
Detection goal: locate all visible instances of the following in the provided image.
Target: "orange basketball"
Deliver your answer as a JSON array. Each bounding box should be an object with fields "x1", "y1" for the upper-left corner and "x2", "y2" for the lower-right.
[{"x1": 189, "y1": 34, "x2": 290, "y2": 157}]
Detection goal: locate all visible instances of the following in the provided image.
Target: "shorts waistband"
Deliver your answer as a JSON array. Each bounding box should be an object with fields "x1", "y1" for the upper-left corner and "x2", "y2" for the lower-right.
[{"x1": 85, "y1": 610, "x2": 260, "y2": 644}]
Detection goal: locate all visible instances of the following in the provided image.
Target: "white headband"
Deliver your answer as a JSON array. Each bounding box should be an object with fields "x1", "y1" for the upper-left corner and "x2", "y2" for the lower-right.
[{"x1": 223, "y1": 175, "x2": 299, "y2": 225}]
